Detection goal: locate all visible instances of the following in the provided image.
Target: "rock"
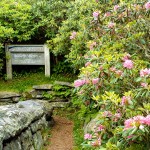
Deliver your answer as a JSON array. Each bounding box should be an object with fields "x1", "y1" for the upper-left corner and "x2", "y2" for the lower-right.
[
  {"x1": 33, "y1": 131, "x2": 43, "y2": 150},
  {"x1": 30, "y1": 116, "x2": 47, "y2": 133},
  {"x1": 0, "y1": 100, "x2": 45, "y2": 142},
  {"x1": 54, "y1": 81, "x2": 73, "y2": 87},
  {"x1": 33, "y1": 84, "x2": 53, "y2": 90},
  {"x1": 51, "y1": 102, "x2": 70, "y2": 108},
  {"x1": 84, "y1": 113, "x2": 101, "y2": 133},
  {"x1": 0, "y1": 92, "x2": 20, "y2": 99},
  {"x1": 0, "y1": 92, "x2": 21, "y2": 104},
  {"x1": 20, "y1": 129, "x2": 33, "y2": 150}
]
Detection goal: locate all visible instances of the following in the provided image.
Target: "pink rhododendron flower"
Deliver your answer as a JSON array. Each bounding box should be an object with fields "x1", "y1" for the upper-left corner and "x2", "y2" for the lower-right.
[
  {"x1": 97, "y1": 124, "x2": 105, "y2": 131},
  {"x1": 99, "y1": 65, "x2": 103, "y2": 71},
  {"x1": 140, "y1": 68, "x2": 150, "y2": 77},
  {"x1": 84, "y1": 133, "x2": 92, "y2": 140},
  {"x1": 85, "y1": 62, "x2": 91, "y2": 67},
  {"x1": 104, "y1": 12, "x2": 111, "y2": 17},
  {"x1": 121, "y1": 96, "x2": 131, "y2": 105},
  {"x1": 108, "y1": 22, "x2": 115, "y2": 28},
  {"x1": 124, "y1": 118, "x2": 134, "y2": 129},
  {"x1": 114, "y1": 5, "x2": 120, "y2": 11},
  {"x1": 145, "y1": 115, "x2": 150, "y2": 125},
  {"x1": 115, "y1": 70, "x2": 123, "y2": 77},
  {"x1": 90, "y1": 42, "x2": 97, "y2": 50},
  {"x1": 91, "y1": 138, "x2": 101, "y2": 147},
  {"x1": 144, "y1": 2, "x2": 150, "y2": 10},
  {"x1": 123, "y1": 60, "x2": 134, "y2": 69},
  {"x1": 93, "y1": 11, "x2": 99, "y2": 20},
  {"x1": 122, "y1": 54, "x2": 131, "y2": 61},
  {"x1": 74, "y1": 79, "x2": 86, "y2": 87},
  {"x1": 141, "y1": 82, "x2": 148, "y2": 88},
  {"x1": 92, "y1": 78, "x2": 99, "y2": 84},
  {"x1": 114, "y1": 113, "x2": 121, "y2": 122},
  {"x1": 103, "y1": 111, "x2": 112, "y2": 117},
  {"x1": 124, "y1": 115, "x2": 150, "y2": 130},
  {"x1": 70, "y1": 31, "x2": 77, "y2": 40},
  {"x1": 110, "y1": 67, "x2": 116, "y2": 72}
]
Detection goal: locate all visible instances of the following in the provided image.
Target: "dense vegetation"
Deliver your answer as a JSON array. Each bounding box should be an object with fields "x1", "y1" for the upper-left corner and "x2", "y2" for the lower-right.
[{"x1": 0, "y1": 0, "x2": 150, "y2": 149}]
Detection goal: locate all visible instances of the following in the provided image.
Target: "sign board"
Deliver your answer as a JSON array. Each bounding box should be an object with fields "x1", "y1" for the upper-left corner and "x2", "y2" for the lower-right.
[{"x1": 6, "y1": 45, "x2": 50, "y2": 79}]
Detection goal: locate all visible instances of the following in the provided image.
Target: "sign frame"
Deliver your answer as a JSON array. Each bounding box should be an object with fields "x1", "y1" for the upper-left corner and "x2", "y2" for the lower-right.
[{"x1": 5, "y1": 44, "x2": 50, "y2": 79}]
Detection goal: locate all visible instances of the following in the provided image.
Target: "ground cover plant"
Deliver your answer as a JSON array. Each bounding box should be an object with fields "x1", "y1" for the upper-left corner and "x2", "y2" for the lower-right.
[{"x1": 71, "y1": 0, "x2": 150, "y2": 149}]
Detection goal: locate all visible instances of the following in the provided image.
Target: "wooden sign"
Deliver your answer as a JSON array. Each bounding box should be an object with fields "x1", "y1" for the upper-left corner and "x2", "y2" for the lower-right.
[{"x1": 6, "y1": 45, "x2": 50, "y2": 79}]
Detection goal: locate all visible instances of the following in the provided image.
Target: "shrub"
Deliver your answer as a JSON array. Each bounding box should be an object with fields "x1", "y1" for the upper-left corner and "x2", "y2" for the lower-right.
[{"x1": 72, "y1": 0, "x2": 150, "y2": 149}]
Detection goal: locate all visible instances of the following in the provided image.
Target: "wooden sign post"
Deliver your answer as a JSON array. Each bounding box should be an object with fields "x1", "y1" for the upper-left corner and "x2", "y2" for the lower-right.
[{"x1": 5, "y1": 44, "x2": 50, "y2": 79}]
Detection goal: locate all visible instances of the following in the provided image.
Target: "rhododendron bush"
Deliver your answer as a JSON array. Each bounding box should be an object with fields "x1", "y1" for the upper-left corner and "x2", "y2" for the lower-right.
[{"x1": 71, "y1": 0, "x2": 150, "y2": 149}]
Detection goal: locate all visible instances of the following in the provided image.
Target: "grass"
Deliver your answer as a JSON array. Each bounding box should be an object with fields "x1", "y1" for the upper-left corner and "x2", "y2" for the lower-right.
[{"x1": 0, "y1": 72, "x2": 76, "y2": 92}]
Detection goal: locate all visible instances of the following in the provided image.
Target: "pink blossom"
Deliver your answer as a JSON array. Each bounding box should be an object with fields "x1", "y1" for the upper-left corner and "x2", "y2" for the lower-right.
[
  {"x1": 97, "y1": 124, "x2": 105, "y2": 131},
  {"x1": 85, "y1": 62, "x2": 91, "y2": 67},
  {"x1": 84, "y1": 133, "x2": 92, "y2": 140},
  {"x1": 103, "y1": 111, "x2": 112, "y2": 117},
  {"x1": 115, "y1": 70, "x2": 123, "y2": 77},
  {"x1": 90, "y1": 42, "x2": 97, "y2": 50},
  {"x1": 124, "y1": 115, "x2": 150, "y2": 130},
  {"x1": 114, "y1": 5, "x2": 120, "y2": 11},
  {"x1": 91, "y1": 138, "x2": 101, "y2": 147},
  {"x1": 74, "y1": 79, "x2": 86, "y2": 87},
  {"x1": 108, "y1": 22, "x2": 115, "y2": 28},
  {"x1": 92, "y1": 78, "x2": 99, "y2": 84},
  {"x1": 140, "y1": 68, "x2": 150, "y2": 77},
  {"x1": 141, "y1": 82, "x2": 148, "y2": 88},
  {"x1": 104, "y1": 12, "x2": 111, "y2": 17},
  {"x1": 122, "y1": 54, "x2": 131, "y2": 61},
  {"x1": 124, "y1": 118, "x2": 134, "y2": 129},
  {"x1": 114, "y1": 113, "x2": 121, "y2": 122},
  {"x1": 123, "y1": 60, "x2": 134, "y2": 69},
  {"x1": 144, "y1": 2, "x2": 150, "y2": 11},
  {"x1": 99, "y1": 65, "x2": 103, "y2": 71},
  {"x1": 70, "y1": 31, "x2": 77, "y2": 40},
  {"x1": 110, "y1": 67, "x2": 116, "y2": 72},
  {"x1": 145, "y1": 115, "x2": 150, "y2": 125},
  {"x1": 93, "y1": 11, "x2": 99, "y2": 20},
  {"x1": 121, "y1": 96, "x2": 131, "y2": 105}
]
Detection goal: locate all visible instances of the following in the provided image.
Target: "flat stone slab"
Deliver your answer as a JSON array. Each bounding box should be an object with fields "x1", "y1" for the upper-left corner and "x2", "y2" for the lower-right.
[
  {"x1": 54, "y1": 81, "x2": 73, "y2": 87},
  {"x1": 0, "y1": 100, "x2": 45, "y2": 142},
  {"x1": 0, "y1": 91, "x2": 20, "y2": 99},
  {"x1": 33, "y1": 84, "x2": 53, "y2": 90}
]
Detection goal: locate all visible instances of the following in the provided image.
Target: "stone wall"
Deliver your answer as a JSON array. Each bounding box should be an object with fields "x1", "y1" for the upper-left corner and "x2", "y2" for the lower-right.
[{"x1": 0, "y1": 100, "x2": 53, "y2": 150}]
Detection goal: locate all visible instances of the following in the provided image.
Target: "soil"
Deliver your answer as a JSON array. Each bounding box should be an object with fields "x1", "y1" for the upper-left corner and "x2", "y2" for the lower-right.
[{"x1": 46, "y1": 116, "x2": 74, "y2": 150}]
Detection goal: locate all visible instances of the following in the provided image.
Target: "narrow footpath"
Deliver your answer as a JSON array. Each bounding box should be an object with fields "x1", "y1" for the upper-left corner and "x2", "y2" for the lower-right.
[{"x1": 46, "y1": 116, "x2": 74, "y2": 150}]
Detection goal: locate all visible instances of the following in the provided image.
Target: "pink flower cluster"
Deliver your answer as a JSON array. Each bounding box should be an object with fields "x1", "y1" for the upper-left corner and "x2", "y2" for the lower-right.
[
  {"x1": 70, "y1": 31, "x2": 77, "y2": 40},
  {"x1": 110, "y1": 67, "x2": 123, "y2": 77},
  {"x1": 103, "y1": 111, "x2": 112, "y2": 117},
  {"x1": 108, "y1": 22, "x2": 115, "y2": 28},
  {"x1": 140, "y1": 68, "x2": 150, "y2": 77},
  {"x1": 121, "y1": 96, "x2": 131, "y2": 105},
  {"x1": 84, "y1": 133, "x2": 92, "y2": 140},
  {"x1": 113, "y1": 113, "x2": 122, "y2": 122},
  {"x1": 85, "y1": 62, "x2": 91, "y2": 67},
  {"x1": 92, "y1": 78, "x2": 99, "y2": 84},
  {"x1": 124, "y1": 115, "x2": 150, "y2": 130},
  {"x1": 145, "y1": 2, "x2": 150, "y2": 11},
  {"x1": 122, "y1": 54, "x2": 134, "y2": 69},
  {"x1": 74, "y1": 79, "x2": 86, "y2": 87},
  {"x1": 93, "y1": 11, "x2": 99, "y2": 20},
  {"x1": 114, "y1": 5, "x2": 120, "y2": 11},
  {"x1": 104, "y1": 12, "x2": 111, "y2": 17},
  {"x1": 89, "y1": 42, "x2": 97, "y2": 50},
  {"x1": 141, "y1": 82, "x2": 148, "y2": 88},
  {"x1": 97, "y1": 124, "x2": 105, "y2": 132}
]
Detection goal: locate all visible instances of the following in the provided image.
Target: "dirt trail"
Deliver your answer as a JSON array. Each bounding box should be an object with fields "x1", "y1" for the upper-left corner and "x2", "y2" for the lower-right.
[{"x1": 46, "y1": 116, "x2": 74, "y2": 150}]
